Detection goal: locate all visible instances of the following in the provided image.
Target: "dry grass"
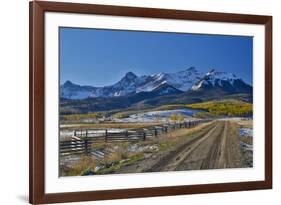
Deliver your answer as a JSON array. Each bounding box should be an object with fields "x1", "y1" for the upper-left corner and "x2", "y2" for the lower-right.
[
  {"x1": 60, "y1": 122, "x2": 162, "y2": 130},
  {"x1": 104, "y1": 142, "x2": 129, "y2": 164},
  {"x1": 139, "y1": 122, "x2": 214, "y2": 151},
  {"x1": 234, "y1": 118, "x2": 253, "y2": 145},
  {"x1": 160, "y1": 121, "x2": 213, "y2": 140},
  {"x1": 229, "y1": 119, "x2": 253, "y2": 146},
  {"x1": 235, "y1": 118, "x2": 253, "y2": 129},
  {"x1": 91, "y1": 141, "x2": 108, "y2": 150},
  {"x1": 61, "y1": 122, "x2": 215, "y2": 176},
  {"x1": 228, "y1": 120, "x2": 253, "y2": 167},
  {"x1": 61, "y1": 155, "x2": 97, "y2": 176},
  {"x1": 240, "y1": 137, "x2": 253, "y2": 145},
  {"x1": 106, "y1": 152, "x2": 122, "y2": 163}
]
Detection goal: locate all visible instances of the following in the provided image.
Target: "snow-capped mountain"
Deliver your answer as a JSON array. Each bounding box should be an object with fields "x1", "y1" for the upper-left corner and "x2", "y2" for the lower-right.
[
  {"x1": 61, "y1": 67, "x2": 252, "y2": 99},
  {"x1": 191, "y1": 69, "x2": 252, "y2": 93},
  {"x1": 136, "y1": 67, "x2": 202, "y2": 93},
  {"x1": 61, "y1": 72, "x2": 139, "y2": 99},
  {"x1": 60, "y1": 80, "x2": 96, "y2": 99},
  {"x1": 61, "y1": 67, "x2": 201, "y2": 99}
]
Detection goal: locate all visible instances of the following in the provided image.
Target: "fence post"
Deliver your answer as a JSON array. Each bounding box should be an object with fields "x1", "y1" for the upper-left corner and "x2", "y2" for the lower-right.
[
  {"x1": 105, "y1": 129, "x2": 108, "y2": 142},
  {"x1": 84, "y1": 135, "x2": 89, "y2": 154},
  {"x1": 125, "y1": 130, "x2": 128, "y2": 138},
  {"x1": 154, "y1": 128, "x2": 157, "y2": 137},
  {"x1": 143, "y1": 129, "x2": 146, "y2": 141}
]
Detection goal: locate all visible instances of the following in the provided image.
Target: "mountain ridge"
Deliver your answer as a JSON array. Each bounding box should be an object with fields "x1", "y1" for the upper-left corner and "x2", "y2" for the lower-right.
[
  {"x1": 191, "y1": 69, "x2": 252, "y2": 93},
  {"x1": 61, "y1": 67, "x2": 252, "y2": 100}
]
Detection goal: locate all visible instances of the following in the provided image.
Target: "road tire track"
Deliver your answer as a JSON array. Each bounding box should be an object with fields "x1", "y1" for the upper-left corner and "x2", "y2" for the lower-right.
[
  {"x1": 145, "y1": 122, "x2": 220, "y2": 172},
  {"x1": 200, "y1": 122, "x2": 227, "y2": 169},
  {"x1": 114, "y1": 120, "x2": 245, "y2": 174}
]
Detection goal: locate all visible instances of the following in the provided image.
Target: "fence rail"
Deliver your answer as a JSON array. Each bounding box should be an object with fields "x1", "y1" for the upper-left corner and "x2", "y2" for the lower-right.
[{"x1": 60, "y1": 120, "x2": 207, "y2": 156}]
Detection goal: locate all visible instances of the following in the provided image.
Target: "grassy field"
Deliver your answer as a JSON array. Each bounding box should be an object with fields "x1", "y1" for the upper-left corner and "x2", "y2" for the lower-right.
[
  {"x1": 60, "y1": 122, "x2": 162, "y2": 130},
  {"x1": 107, "y1": 100, "x2": 252, "y2": 119},
  {"x1": 62, "y1": 112, "x2": 104, "y2": 121},
  {"x1": 60, "y1": 99, "x2": 252, "y2": 128}
]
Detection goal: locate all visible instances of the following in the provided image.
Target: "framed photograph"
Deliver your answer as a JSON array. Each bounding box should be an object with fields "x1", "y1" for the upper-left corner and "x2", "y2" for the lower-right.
[{"x1": 29, "y1": 1, "x2": 272, "y2": 204}]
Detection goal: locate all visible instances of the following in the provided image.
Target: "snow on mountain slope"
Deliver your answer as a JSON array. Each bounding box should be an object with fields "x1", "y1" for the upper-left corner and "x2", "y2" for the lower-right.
[
  {"x1": 60, "y1": 81, "x2": 95, "y2": 99},
  {"x1": 61, "y1": 67, "x2": 201, "y2": 99},
  {"x1": 191, "y1": 69, "x2": 252, "y2": 93},
  {"x1": 97, "y1": 71, "x2": 139, "y2": 97},
  {"x1": 60, "y1": 67, "x2": 252, "y2": 99},
  {"x1": 151, "y1": 83, "x2": 184, "y2": 95},
  {"x1": 136, "y1": 67, "x2": 202, "y2": 93}
]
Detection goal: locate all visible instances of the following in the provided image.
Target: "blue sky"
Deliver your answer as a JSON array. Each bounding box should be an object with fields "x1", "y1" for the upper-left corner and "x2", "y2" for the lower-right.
[{"x1": 60, "y1": 27, "x2": 253, "y2": 86}]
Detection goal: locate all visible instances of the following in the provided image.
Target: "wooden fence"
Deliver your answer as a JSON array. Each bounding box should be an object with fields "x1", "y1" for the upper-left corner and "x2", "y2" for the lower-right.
[{"x1": 60, "y1": 120, "x2": 205, "y2": 156}]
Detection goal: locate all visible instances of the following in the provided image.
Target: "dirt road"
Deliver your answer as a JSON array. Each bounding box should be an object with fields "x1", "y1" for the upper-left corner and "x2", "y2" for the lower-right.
[{"x1": 115, "y1": 120, "x2": 244, "y2": 173}]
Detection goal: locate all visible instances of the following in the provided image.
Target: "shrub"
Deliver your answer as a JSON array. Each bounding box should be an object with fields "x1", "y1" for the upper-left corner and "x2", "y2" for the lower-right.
[
  {"x1": 105, "y1": 142, "x2": 129, "y2": 164},
  {"x1": 66, "y1": 155, "x2": 97, "y2": 176}
]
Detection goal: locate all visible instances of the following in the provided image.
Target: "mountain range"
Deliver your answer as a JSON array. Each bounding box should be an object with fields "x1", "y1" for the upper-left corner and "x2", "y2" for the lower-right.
[
  {"x1": 61, "y1": 67, "x2": 251, "y2": 100},
  {"x1": 60, "y1": 67, "x2": 252, "y2": 114}
]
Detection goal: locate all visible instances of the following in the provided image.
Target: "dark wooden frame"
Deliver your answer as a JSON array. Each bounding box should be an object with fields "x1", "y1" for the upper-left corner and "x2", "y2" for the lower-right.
[{"x1": 29, "y1": 1, "x2": 272, "y2": 204}]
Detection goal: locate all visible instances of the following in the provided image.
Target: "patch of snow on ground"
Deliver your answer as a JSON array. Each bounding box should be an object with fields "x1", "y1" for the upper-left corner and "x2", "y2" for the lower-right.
[
  {"x1": 239, "y1": 128, "x2": 253, "y2": 137},
  {"x1": 115, "y1": 109, "x2": 201, "y2": 123},
  {"x1": 240, "y1": 141, "x2": 253, "y2": 151},
  {"x1": 128, "y1": 144, "x2": 159, "y2": 153}
]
